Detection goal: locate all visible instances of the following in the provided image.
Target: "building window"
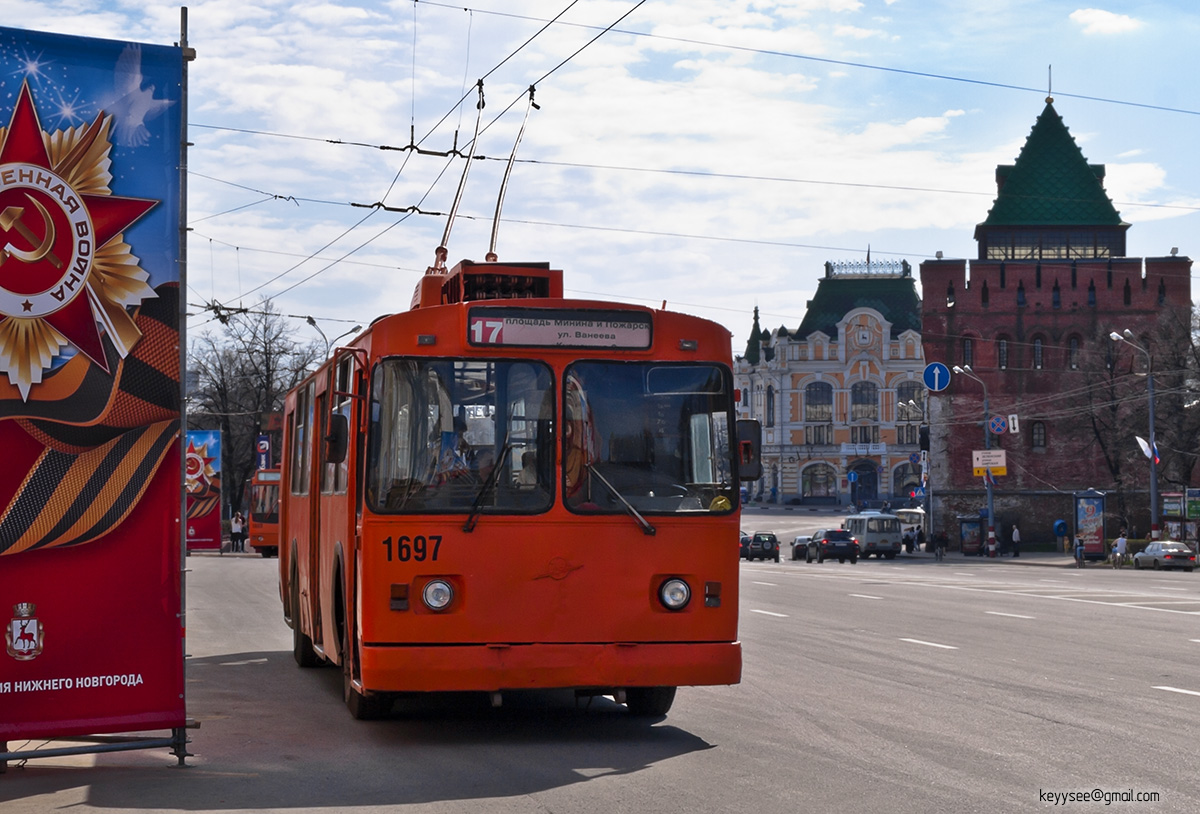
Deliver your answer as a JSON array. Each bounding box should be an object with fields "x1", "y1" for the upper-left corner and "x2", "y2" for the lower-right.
[
  {"x1": 981, "y1": 280, "x2": 989, "y2": 308},
  {"x1": 806, "y1": 424, "x2": 832, "y2": 445},
  {"x1": 962, "y1": 337, "x2": 974, "y2": 367},
  {"x1": 805, "y1": 382, "x2": 833, "y2": 422},
  {"x1": 997, "y1": 338, "x2": 1009, "y2": 370},
  {"x1": 1016, "y1": 282, "x2": 1027, "y2": 307},
  {"x1": 1033, "y1": 338, "x2": 1043, "y2": 370},
  {"x1": 897, "y1": 381, "x2": 923, "y2": 420},
  {"x1": 896, "y1": 424, "x2": 918, "y2": 445},
  {"x1": 1032, "y1": 421, "x2": 1046, "y2": 448},
  {"x1": 1068, "y1": 337, "x2": 1079, "y2": 370},
  {"x1": 1124, "y1": 279, "x2": 1132, "y2": 306},
  {"x1": 802, "y1": 463, "x2": 837, "y2": 498},
  {"x1": 766, "y1": 385, "x2": 775, "y2": 428},
  {"x1": 1052, "y1": 282, "x2": 1061, "y2": 309},
  {"x1": 1088, "y1": 280, "x2": 1097, "y2": 306},
  {"x1": 851, "y1": 382, "x2": 878, "y2": 421},
  {"x1": 851, "y1": 425, "x2": 879, "y2": 444}
]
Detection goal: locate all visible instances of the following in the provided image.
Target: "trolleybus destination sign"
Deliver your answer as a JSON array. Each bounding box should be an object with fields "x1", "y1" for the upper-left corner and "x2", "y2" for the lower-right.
[{"x1": 468, "y1": 307, "x2": 652, "y2": 349}]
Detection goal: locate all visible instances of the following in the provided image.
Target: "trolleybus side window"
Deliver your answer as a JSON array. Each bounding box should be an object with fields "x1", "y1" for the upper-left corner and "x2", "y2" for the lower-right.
[
  {"x1": 564, "y1": 361, "x2": 735, "y2": 515},
  {"x1": 290, "y1": 382, "x2": 314, "y2": 496},
  {"x1": 321, "y1": 357, "x2": 353, "y2": 496},
  {"x1": 366, "y1": 359, "x2": 554, "y2": 514}
]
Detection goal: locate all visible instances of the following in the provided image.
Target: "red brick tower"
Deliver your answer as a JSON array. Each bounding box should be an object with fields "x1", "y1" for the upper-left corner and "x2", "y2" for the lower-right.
[{"x1": 920, "y1": 100, "x2": 1192, "y2": 546}]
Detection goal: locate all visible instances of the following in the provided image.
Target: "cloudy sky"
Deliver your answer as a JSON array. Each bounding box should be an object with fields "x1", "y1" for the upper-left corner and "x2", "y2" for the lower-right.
[{"x1": 3, "y1": 0, "x2": 1198, "y2": 355}]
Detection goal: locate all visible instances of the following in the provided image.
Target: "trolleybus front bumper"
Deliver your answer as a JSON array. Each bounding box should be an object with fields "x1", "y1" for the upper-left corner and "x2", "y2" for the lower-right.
[{"x1": 360, "y1": 641, "x2": 742, "y2": 692}]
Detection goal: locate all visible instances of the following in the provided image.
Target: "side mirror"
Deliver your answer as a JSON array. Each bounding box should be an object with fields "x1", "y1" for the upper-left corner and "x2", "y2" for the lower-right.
[
  {"x1": 325, "y1": 412, "x2": 348, "y2": 464},
  {"x1": 736, "y1": 419, "x2": 762, "y2": 481}
]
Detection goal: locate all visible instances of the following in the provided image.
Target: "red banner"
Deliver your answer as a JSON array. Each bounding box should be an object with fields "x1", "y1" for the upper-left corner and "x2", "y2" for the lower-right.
[
  {"x1": 0, "y1": 27, "x2": 185, "y2": 741},
  {"x1": 186, "y1": 430, "x2": 223, "y2": 551}
]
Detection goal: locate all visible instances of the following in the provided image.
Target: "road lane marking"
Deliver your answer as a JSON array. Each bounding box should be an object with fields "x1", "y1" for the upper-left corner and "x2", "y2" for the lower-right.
[
  {"x1": 986, "y1": 611, "x2": 1035, "y2": 619},
  {"x1": 1154, "y1": 686, "x2": 1200, "y2": 697},
  {"x1": 849, "y1": 593, "x2": 883, "y2": 600},
  {"x1": 752, "y1": 581, "x2": 778, "y2": 586},
  {"x1": 749, "y1": 609, "x2": 788, "y2": 618},
  {"x1": 900, "y1": 638, "x2": 958, "y2": 650},
  {"x1": 1190, "y1": 639, "x2": 1200, "y2": 643}
]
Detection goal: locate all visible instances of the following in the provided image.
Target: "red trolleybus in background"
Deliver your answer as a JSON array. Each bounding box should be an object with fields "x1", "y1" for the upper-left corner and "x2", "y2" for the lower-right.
[
  {"x1": 279, "y1": 258, "x2": 761, "y2": 719},
  {"x1": 248, "y1": 467, "x2": 281, "y2": 558}
]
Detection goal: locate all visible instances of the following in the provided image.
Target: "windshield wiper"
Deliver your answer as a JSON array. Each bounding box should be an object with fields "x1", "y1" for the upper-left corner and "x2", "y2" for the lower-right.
[
  {"x1": 462, "y1": 444, "x2": 512, "y2": 533},
  {"x1": 586, "y1": 464, "x2": 656, "y2": 536}
]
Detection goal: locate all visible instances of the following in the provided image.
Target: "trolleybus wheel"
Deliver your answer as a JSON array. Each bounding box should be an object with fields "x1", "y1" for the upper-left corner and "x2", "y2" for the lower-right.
[
  {"x1": 625, "y1": 686, "x2": 676, "y2": 717},
  {"x1": 291, "y1": 573, "x2": 321, "y2": 668},
  {"x1": 342, "y1": 621, "x2": 390, "y2": 720}
]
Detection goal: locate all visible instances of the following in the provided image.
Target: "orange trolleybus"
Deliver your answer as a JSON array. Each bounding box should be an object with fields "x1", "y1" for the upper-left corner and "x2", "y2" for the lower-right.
[
  {"x1": 248, "y1": 467, "x2": 281, "y2": 558},
  {"x1": 279, "y1": 258, "x2": 761, "y2": 719}
]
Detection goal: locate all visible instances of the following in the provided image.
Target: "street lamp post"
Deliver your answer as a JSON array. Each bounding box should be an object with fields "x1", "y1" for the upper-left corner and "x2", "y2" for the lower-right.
[
  {"x1": 1110, "y1": 330, "x2": 1159, "y2": 541},
  {"x1": 953, "y1": 364, "x2": 995, "y2": 555},
  {"x1": 906, "y1": 398, "x2": 932, "y2": 544},
  {"x1": 306, "y1": 318, "x2": 362, "y2": 358},
  {"x1": 305, "y1": 315, "x2": 330, "y2": 356}
]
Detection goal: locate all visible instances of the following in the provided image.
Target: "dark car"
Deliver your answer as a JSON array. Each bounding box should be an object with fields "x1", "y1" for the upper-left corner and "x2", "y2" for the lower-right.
[
  {"x1": 744, "y1": 531, "x2": 780, "y2": 562},
  {"x1": 806, "y1": 528, "x2": 859, "y2": 564},
  {"x1": 739, "y1": 531, "x2": 751, "y2": 558},
  {"x1": 1133, "y1": 541, "x2": 1197, "y2": 572}
]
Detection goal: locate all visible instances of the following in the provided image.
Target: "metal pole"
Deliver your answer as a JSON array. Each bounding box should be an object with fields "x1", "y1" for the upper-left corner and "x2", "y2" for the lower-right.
[
  {"x1": 954, "y1": 366, "x2": 995, "y2": 554},
  {"x1": 1147, "y1": 353, "x2": 1160, "y2": 540},
  {"x1": 1112, "y1": 332, "x2": 1160, "y2": 541},
  {"x1": 984, "y1": 386, "x2": 995, "y2": 553}
]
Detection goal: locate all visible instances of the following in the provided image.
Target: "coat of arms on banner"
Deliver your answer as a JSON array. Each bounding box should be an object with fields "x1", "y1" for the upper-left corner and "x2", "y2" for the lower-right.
[{"x1": 6, "y1": 602, "x2": 44, "y2": 660}]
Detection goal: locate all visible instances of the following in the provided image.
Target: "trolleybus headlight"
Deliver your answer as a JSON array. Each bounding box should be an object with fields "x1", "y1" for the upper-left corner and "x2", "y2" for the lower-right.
[
  {"x1": 659, "y1": 578, "x2": 691, "y2": 611},
  {"x1": 422, "y1": 580, "x2": 454, "y2": 612}
]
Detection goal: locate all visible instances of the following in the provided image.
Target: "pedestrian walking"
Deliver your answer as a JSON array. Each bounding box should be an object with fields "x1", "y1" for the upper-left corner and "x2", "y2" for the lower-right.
[
  {"x1": 1011, "y1": 524, "x2": 1021, "y2": 558},
  {"x1": 1074, "y1": 536, "x2": 1085, "y2": 568}
]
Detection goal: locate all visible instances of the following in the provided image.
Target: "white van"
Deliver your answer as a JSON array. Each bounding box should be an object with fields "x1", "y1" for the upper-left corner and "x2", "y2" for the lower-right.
[{"x1": 844, "y1": 512, "x2": 903, "y2": 559}]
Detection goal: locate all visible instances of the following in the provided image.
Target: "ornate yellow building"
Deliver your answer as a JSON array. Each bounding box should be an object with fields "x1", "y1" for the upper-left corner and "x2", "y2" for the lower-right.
[{"x1": 735, "y1": 260, "x2": 925, "y2": 506}]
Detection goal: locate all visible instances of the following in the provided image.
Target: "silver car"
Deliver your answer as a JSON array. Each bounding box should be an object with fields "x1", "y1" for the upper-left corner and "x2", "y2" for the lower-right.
[
  {"x1": 1133, "y1": 541, "x2": 1197, "y2": 572},
  {"x1": 790, "y1": 535, "x2": 811, "y2": 561}
]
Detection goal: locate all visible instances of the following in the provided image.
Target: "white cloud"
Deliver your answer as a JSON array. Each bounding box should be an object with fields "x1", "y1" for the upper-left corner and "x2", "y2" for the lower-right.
[{"x1": 1069, "y1": 8, "x2": 1144, "y2": 35}]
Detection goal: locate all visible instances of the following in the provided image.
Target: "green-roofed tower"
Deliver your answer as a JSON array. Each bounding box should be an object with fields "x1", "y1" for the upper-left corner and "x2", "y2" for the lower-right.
[{"x1": 974, "y1": 99, "x2": 1128, "y2": 260}]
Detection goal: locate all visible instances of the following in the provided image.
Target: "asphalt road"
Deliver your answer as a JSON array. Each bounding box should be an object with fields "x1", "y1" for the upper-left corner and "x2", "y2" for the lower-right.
[{"x1": 2, "y1": 529, "x2": 1198, "y2": 813}]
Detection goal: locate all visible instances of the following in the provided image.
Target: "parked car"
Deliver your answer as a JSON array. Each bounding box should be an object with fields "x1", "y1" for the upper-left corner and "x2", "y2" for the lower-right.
[
  {"x1": 739, "y1": 531, "x2": 751, "y2": 558},
  {"x1": 1133, "y1": 541, "x2": 1197, "y2": 572},
  {"x1": 790, "y1": 535, "x2": 812, "y2": 561},
  {"x1": 806, "y1": 529, "x2": 860, "y2": 564},
  {"x1": 744, "y1": 531, "x2": 780, "y2": 562}
]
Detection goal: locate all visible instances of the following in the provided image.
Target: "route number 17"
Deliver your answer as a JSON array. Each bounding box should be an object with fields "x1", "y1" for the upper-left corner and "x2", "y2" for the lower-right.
[{"x1": 470, "y1": 319, "x2": 504, "y2": 344}]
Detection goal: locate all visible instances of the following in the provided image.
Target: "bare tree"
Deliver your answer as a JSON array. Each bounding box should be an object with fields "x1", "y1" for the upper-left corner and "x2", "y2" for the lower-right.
[{"x1": 188, "y1": 300, "x2": 322, "y2": 514}]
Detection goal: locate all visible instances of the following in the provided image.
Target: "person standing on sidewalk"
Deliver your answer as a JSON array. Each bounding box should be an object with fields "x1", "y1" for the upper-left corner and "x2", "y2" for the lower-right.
[
  {"x1": 1011, "y1": 524, "x2": 1020, "y2": 558},
  {"x1": 231, "y1": 511, "x2": 245, "y2": 553}
]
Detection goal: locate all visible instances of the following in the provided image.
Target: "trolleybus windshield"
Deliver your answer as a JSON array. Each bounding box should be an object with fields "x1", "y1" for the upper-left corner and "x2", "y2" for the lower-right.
[
  {"x1": 565, "y1": 361, "x2": 735, "y2": 515},
  {"x1": 367, "y1": 358, "x2": 554, "y2": 514}
]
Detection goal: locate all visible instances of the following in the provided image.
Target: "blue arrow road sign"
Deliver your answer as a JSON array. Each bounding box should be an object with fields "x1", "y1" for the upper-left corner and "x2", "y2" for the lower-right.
[{"x1": 923, "y1": 362, "x2": 951, "y2": 392}]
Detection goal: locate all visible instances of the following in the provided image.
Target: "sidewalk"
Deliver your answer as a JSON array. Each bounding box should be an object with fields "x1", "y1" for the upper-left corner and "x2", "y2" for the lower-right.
[{"x1": 901, "y1": 549, "x2": 1079, "y2": 567}]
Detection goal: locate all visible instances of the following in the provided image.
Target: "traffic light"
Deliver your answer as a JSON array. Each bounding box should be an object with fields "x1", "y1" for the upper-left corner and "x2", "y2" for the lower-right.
[{"x1": 919, "y1": 425, "x2": 930, "y2": 451}]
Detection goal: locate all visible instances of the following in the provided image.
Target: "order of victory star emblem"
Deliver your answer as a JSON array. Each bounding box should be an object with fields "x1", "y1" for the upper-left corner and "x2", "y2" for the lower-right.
[{"x1": 0, "y1": 80, "x2": 158, "y2": 400}]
